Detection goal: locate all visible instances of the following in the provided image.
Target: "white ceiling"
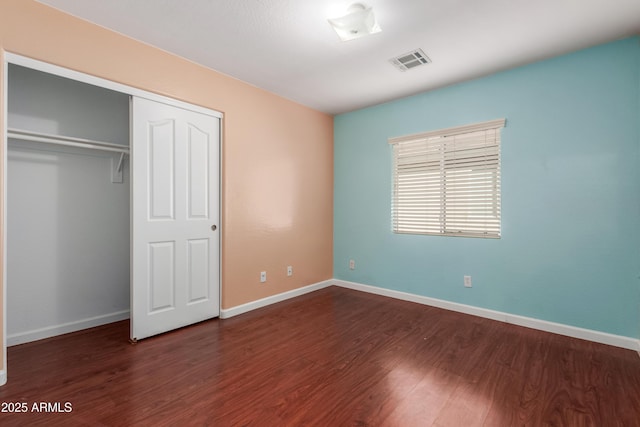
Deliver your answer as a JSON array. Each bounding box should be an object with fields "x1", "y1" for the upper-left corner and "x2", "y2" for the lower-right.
[{"x1": 37, "y1": 0, "x2": 640, "y2": 115}]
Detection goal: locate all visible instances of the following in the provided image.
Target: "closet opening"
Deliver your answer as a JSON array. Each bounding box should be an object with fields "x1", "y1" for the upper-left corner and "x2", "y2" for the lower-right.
[
  {"x1": 2, "y1": 54, "x2": 222, "y2": 386},
  {"x1": 6, "y1": 63, "x2": 131, "y2": 346}
]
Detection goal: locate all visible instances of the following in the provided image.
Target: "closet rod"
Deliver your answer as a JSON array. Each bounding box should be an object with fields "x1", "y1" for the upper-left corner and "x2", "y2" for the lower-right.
[{"x1": 7, "y1": 128, "x2": 129, "y2": 154}]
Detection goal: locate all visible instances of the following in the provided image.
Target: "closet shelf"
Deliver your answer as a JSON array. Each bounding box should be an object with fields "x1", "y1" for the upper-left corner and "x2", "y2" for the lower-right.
[{"x1": 7, "y1": 128, "x2": 129, "y2": 154}]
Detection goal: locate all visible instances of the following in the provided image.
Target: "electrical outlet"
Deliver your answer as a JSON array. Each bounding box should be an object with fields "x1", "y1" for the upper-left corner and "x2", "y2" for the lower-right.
[
  {"x1": 349, "y1": 259, "x2": 355, "y2": 270},
  {"x1": 287, "y1": 266, "x2": 293, "y2": 276},
  {"x1": 464, "y1": 275, "x2": 472, "y2": 288},
  {"x1": 260, "y1": 271, "x2": 267, "y2": 283}
]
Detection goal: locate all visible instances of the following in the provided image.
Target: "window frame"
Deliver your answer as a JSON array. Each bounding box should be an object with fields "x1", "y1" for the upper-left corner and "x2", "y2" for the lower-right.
[{"x1": 389, "y1": 118, "x2": 506, "y2": 239}]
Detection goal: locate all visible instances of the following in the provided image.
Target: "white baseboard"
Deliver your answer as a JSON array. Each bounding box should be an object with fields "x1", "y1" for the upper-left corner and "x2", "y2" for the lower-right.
[
  {"x1": 334, "y1": 279, "x2": 640, "y2": 352},
  {"x1": 7, "y1": 310, "x2": 130, "y2": 347},
  {"x1": 0, "y1": 370, "x2": 6, "y2": 386},
  {"x1": 220, "y1": 279, "x2": 334, "y2": 319}
]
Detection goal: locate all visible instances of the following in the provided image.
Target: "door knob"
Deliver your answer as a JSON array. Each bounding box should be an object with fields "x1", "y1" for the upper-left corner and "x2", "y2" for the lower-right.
[{"x1": 211, "y1": 225, "x2": 217, "y2": 231}]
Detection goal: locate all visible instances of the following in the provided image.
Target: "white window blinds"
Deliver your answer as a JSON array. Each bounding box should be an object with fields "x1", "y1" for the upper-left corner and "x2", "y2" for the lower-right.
[{"x1": 390, "y1": 118, "x2": 505, "y2": 238}]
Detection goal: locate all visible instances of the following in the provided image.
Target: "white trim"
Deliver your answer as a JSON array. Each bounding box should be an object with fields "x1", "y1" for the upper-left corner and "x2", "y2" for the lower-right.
[
  {"x1": 4, "y1": 53, "x2": 223, "y2": 119},
  {"x1": 7, "y1": 310, "x2": 130, "y2": 347},
  {"x1": 334, "y1": 279, "x2": 640, "y2": 352},
  {"x1": 217, "y1": 115, "x2": 224, "y2": 319},
  {"x1": 1, "y1": 52, "x2": 7, "y2": 386},
  {"x1": 220, "y1": 280, "x2": 334, "y2": 319}
]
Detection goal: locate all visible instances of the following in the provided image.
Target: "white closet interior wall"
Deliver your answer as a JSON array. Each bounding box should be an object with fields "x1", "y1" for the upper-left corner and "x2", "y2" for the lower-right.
[{"x1": 7, "y1": 64, "x2": 131, "y2": 345}]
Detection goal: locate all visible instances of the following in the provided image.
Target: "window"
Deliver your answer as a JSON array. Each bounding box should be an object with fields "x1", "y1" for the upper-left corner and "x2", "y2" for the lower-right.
[{"x1": 390, "y1": 118, "x2": 505, "y2": 238}]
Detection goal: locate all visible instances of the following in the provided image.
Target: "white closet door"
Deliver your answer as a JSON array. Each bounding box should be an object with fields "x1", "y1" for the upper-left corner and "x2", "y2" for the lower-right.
[{"x1": 131, "y1": 96, "x2": 220, "y2": 341}]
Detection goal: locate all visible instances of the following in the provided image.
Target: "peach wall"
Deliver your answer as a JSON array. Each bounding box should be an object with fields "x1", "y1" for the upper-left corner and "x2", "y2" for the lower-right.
[{"x1": 0, "y1": 0, "x2": 333, "y2": 366}]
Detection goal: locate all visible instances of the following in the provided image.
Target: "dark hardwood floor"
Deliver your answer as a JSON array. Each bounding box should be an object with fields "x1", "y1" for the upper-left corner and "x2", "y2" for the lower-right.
[{"x1": 1, "y1": 286, "x2": 639, "y2": 426}]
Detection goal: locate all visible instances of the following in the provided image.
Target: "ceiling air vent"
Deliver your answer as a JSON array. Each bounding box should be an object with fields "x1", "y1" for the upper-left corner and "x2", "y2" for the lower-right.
[{"x1": 390, "y1": 49, "x2": 431, "y2": 72}]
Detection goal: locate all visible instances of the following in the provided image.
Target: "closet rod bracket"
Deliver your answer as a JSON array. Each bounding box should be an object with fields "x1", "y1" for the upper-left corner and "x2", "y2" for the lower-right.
[
  {"x1": 116, "y1": 152, "x2": 126, "y2": 174},
  {"x1": 111, "y1": 153, "x2": 127, "y2": 184}
]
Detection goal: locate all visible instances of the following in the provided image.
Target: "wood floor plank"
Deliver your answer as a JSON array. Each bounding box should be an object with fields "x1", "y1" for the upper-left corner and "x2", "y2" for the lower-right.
[
  {"x1": 0, "y1": 286, "x2": 639, "y2": 426},
  {"x1": 383, "y1": 368, "x2": 463, "y2": 427}
]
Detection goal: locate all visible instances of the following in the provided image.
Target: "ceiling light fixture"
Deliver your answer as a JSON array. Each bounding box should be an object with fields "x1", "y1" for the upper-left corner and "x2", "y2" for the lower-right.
[{"x1": 328, "y1": 3, "x2": 381, "y2": 42}]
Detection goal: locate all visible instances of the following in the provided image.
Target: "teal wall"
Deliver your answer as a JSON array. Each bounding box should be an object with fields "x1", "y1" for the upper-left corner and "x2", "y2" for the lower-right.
[{"x1": 333, "y1": 37, "x2": 640, "y2": 338}]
